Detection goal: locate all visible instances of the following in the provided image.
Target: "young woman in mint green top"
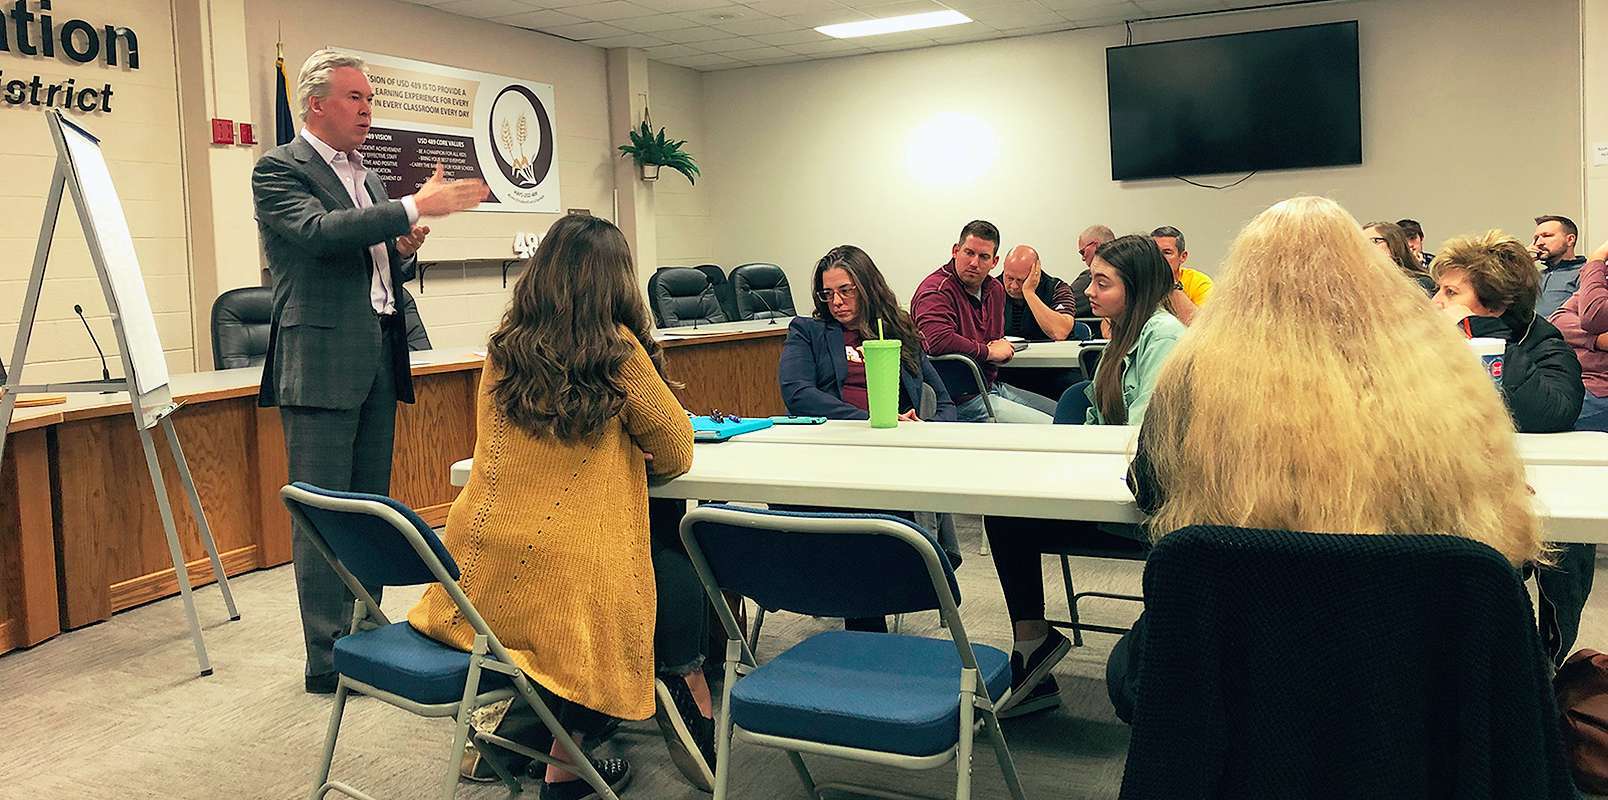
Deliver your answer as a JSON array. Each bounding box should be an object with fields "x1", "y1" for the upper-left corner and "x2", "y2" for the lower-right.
[
  {"x1": 986, "y1": 234, "x2": 1184, "y2": 719},
  {"x1": 1083, "y1": 235, "x2": 1187, "y2": 425}
]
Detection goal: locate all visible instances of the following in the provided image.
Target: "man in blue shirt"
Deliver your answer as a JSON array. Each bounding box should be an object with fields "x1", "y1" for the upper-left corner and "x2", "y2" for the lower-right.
[{"x1": 1535, "y1": 214, "x2": 1586, "y2": 317}]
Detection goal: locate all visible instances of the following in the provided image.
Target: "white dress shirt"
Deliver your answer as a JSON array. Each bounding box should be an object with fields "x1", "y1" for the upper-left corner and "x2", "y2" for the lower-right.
[{"x1": 300, "y1": 128, "x2": 420, "y2": 316}]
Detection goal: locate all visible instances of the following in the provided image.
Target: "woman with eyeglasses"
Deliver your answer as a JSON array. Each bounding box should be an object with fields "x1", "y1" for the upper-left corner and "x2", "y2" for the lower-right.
[
  {"x1": 775, "y1": 245, "x2": 962, "y2": 631},
  {"x1": 1364, "y1": 220, "x2": 1437, "y2": 295},
  {"x1": 778, "y1": 244, "x2": 956, "y2": 422}
]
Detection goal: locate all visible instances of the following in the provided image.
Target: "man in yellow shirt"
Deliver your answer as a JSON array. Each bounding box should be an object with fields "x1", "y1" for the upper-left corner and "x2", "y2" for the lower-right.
[{"x1": 1152, "y1": 225, "x2": 1213, "y2": 325}]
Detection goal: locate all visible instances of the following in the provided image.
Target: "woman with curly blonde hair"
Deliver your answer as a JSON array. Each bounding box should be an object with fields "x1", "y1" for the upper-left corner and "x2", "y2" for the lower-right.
[{"x1": 1107, "y1": 196, "x2": 1546, "y2": 720}]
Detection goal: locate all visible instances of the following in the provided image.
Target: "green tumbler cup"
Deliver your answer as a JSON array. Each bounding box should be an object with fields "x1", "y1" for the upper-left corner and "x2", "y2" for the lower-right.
[{"x1": 862, "y1": 338, "x2": 902, "y2": 428}]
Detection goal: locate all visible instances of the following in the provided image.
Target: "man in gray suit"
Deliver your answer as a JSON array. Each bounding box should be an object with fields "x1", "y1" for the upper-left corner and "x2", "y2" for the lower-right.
[{"x1": 252, "y1": 49, "x2": 488, "y2": 693}]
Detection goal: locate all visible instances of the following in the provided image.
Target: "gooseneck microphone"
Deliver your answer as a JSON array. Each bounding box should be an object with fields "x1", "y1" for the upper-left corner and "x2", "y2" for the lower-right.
[
  {"x1": 73, "y1": 304, "x2": 113, "y2": 387},
  {"x1": 749, "y1": 284, "x2": 781, "y2": 325}
]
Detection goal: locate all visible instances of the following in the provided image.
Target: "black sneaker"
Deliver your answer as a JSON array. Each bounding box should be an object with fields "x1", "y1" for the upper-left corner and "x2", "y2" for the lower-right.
[
  {"x1": 538, "y1": 755, "x2": 632, "y2": 800},
  {"x1": 999, "y1": 629, "x2": 1070, "y2": 718},
  {"x1": 1000, "y1": 673, "x2": 1061, "y2": 719},
  {"x1": 655, "y1": 677, "x2": 716, "y2": 791}
]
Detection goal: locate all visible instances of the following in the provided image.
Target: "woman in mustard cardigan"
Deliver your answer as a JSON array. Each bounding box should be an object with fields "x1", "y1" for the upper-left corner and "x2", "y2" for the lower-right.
[{"x1": 408, "y1": 215, "x2": 700, "y2": 799}]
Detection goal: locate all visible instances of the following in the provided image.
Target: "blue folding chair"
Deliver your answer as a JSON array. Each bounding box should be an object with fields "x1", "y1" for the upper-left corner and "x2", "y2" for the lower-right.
[
  {"x1": 681, "y1": 504, "x2": 1029, "y2": 800},
  {"x1": 279, "y1": 482, "x2": 620, "y2": 800}
]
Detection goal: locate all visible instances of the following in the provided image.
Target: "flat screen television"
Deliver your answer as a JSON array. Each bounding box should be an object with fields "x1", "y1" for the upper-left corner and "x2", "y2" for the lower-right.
[{"x1": 1106, "y1": 21, "x2": 1362, "y2": 181}]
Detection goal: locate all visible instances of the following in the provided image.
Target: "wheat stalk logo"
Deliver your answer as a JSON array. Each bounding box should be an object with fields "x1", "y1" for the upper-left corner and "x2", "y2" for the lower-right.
[{"x1": 496, "y1": 112, "x2": 537, "y2": 184}]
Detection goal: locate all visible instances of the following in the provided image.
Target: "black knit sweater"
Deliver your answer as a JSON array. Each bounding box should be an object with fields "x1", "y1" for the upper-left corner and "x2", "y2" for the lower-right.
[{"x1": 1119, "y1": 526, "x2": 1578, "y2": 800}]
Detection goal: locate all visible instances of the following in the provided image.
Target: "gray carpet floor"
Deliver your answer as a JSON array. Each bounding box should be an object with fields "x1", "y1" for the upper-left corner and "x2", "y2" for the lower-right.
[{"x1": 1, "y1": 516, "x2": 1603, "y2": 800}]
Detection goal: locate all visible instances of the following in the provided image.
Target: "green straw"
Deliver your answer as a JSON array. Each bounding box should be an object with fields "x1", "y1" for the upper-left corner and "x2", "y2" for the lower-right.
[{"x1": 878, "y1": 319, "x2": 885, "y2": 339}]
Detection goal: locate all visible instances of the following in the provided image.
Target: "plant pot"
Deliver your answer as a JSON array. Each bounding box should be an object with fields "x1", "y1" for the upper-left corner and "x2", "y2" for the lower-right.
[{"x1": 640, "y1": 163, "x2": 661, "y2": 182}]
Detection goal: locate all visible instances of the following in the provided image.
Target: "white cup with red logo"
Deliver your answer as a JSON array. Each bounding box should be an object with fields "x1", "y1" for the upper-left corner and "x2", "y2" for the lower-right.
[{"x1": 1468, "y1": 338, "x2": 1505, "y2": 386}]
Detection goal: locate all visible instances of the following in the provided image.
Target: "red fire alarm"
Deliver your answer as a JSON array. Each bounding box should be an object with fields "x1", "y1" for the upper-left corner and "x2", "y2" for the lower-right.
[
  {"x1": 211, "y1": 118, "x2": 235, "y2": 145},
  {"x1": 238, "y1": 122, "x2": 256, "y2": 145}
]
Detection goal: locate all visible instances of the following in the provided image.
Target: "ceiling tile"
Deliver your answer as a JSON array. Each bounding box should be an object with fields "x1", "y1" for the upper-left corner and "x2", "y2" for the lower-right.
[
  {"x1": 713, "y1": 16, "x2": 803, "y2": 34},
  {"x1": 777, "y1": 7, "x2": 870, "y2": 25},
  {"x1": 752, "y1": 28, "x2": 831, "y2": 44},
  {"x1": 864, "y1": 39, "x2": 938, "y2": 52},
  {"x1": 611, "y1": 13, "x2": 705, "y2": 30},
  {"x1": 671, "y1": 3, "x2": 753, "y2": 21},
  {"x1": 1039, "y1": 0, "x2": 1136, "y2": 10},
  {"x1": 854, "y1": 29, "x2": 939, "y2": 45},
  {"x1": 669, "y1": 52, "x2": 743, "y2": 66},
  {"x1": 655, "y1": 24, "x2": 737, "y2": 41},
  {"x1": 493, "y1": 8, "x2": 588, "y2": 27},
  {"x1": 585, "y1": 32, "x2": 672, "y2": 45},
  {"x1": 1130, "y1": 0, "x2": 1221, "y2": 12},
  {"x1": 965, "y1": 1, "x2": 1062, "y2": 27},
  {"x1": 746, "y1": 0, "x2": 852, "y2": 16},
  {"x1": 722, "y1": 44, "x2": 796, "y2": 58},
  {"x1": 691, "y1": 36, "x2": 769, "y2": 51},
  {"x1": 784, "y1": 37, "x2": 874, "y2": 53},
  {"x1": 627, "y1": 0, "x2": 733, "y2": 11},
  {"x1": 941, "y1": 0, "x2": 1044, "y2": 10},
  {"x1": 645, "y1": 43, "x2": 705, "y2": 57},
  {"x1": 999, "y1": 20, "x2": 1075, "y2": 33},
  {"x1": 853, "y1": 0, "x2": 949, "y2": 14},
  {"x1": 431, "y1": 0, "x2": 535, "y2": 17},
  {"x1": 928, "y1": 21, "x2": 1002, "y2": 41},
  {"x1": 542, "y1": 20, "x2": 632, "y2": 37},
  {"x1": 561, "y1": 0, "x2": 661, "y2": 19}
]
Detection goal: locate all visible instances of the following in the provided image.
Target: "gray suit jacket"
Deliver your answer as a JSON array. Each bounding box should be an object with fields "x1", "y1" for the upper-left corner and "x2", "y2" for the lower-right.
[{"x1": 252, "y1": 136, "x2": 418, "y2": 409}]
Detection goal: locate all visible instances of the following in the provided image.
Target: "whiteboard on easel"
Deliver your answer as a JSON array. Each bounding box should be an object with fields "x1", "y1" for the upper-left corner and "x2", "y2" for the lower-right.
[{"x1": 52, "y1": 114, "x2": 171, "y2": 397}]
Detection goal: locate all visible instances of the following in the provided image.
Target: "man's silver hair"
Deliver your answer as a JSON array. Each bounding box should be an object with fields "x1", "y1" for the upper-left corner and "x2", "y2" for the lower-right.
[
  {"x1": 1079, "y1": 224, "x2": 1116, "y2": 244},
  {"x1": 297, "y1": 49, "x2": 366, "y2": 120}
]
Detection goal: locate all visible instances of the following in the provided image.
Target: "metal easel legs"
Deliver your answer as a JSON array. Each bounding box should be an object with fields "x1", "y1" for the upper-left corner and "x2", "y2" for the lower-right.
[{"x1": 133, "y1": 415, "x2": 241, "y2": 676}]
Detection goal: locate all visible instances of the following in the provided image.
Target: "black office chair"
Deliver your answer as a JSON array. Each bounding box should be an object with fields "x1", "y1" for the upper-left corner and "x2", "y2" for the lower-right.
[
  {"x1": 729, "y1": 263, "x2": 797, "y2": 320},
  {"x1": 695, "y1": 264, "x2": 738, "y2": 322},
  {"x1": 648, "y1": 267, "x2": 729, "y2": 328},
  {"x1": 1078, "y1": 342, "x2": 1104, "y2": 382},
  {"x1": 397, "y1": 285, "x2": 432, "y2": 352},
  {"x1": 211, "y1": 286, "x2": 273, "y2": 369}
]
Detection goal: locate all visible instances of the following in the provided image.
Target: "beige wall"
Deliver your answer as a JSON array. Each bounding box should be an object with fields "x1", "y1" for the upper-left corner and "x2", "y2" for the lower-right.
[
  {"x1": 241, "y1": 0, "x2": 617, "y2": 349},
  {"x1": 698, "y1": 0, "x2": 1586, "y2": 300},
  {"x1": 0, "y1": 0, "x2": 193, "y2": 384},
  {"x1": 647, "y1": 60, "x2": 715, "y2": 268}
]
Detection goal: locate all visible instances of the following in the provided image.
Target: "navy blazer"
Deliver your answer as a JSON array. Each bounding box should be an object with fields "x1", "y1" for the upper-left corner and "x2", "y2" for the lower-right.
[{"x1": 779, "y1": 317, "x2": 957, "y2": 421}]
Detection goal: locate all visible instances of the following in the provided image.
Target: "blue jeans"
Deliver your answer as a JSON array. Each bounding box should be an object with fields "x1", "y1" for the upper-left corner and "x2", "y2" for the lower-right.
[{"x1": 955, "y1": 382, "x2": 1055, "y2": 423}]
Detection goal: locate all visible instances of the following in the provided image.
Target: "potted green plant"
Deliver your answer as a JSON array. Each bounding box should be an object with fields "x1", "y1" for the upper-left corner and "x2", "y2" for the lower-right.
[{"x1": 617, "y1": 114, "x2": 700, "y2": 185}]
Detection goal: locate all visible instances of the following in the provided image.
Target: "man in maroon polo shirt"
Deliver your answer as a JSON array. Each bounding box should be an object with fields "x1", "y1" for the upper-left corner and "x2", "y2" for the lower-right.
[{"x1": 911, "y1": 220, "x2": 1055, "y2": 423}]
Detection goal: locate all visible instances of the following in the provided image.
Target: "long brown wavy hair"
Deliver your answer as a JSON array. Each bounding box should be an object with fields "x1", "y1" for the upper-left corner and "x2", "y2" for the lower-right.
[
  {"x1": 1091, "y1": 235, "x2": 1174, "y2": 424},
  {"x1": 487, "y1": 215, "x2": 673, "y2": 441},
  {"x1": 811, "y1": 245, "x2": 923, "y2": 375}
]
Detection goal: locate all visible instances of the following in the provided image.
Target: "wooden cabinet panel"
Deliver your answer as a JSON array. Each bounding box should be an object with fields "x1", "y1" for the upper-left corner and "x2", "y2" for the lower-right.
[
  {"x1": 55, "y1": 399, "x2": 260, "y2": 627},
  {"x1": 0, "y1": 429, "x2": 58, "y2": 653}
]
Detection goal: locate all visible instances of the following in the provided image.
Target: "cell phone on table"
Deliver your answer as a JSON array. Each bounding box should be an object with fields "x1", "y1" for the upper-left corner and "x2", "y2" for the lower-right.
[{"x1": 769, "y1": 415, "x2": 827, "y2": 425}]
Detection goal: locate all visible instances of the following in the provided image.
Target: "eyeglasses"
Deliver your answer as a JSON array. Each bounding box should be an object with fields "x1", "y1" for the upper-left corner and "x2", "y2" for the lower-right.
[{"x1": 816, "y1": 285, "x2": 858, "y2": 303}]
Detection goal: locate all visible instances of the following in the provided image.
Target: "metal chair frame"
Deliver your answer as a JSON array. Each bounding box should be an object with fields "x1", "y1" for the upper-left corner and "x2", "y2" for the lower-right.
[
  {"x1": 280, "y1": 484, "x2": 620, "y2": 800},
  {"x1": 680, "y1": 505, "x2": 1029, "y2": 800}
]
